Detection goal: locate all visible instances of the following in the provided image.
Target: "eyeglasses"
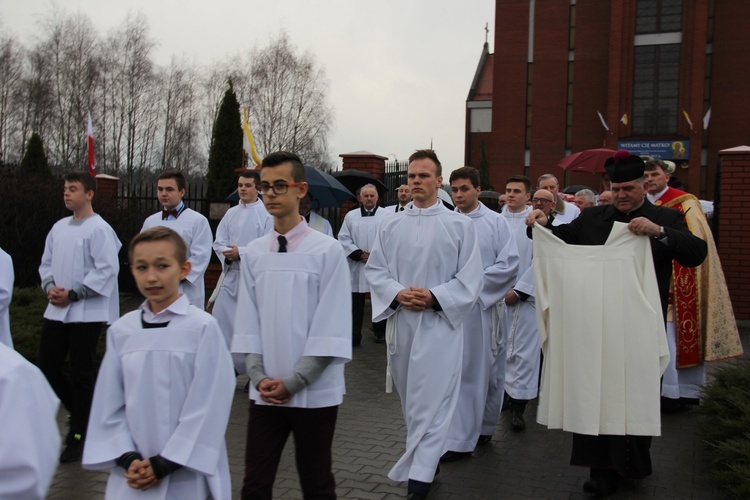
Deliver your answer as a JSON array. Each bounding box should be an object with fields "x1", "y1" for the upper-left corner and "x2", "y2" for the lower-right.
[
  {"x1": 532, "y1": 198, "x2": 554, "y2": 204},
  {"x1": 260, "y1": 181, "x2": 305, "y2": 194}
]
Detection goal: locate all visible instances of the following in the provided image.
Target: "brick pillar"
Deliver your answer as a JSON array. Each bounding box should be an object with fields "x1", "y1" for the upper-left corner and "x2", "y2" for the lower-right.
[
  {"x1": 339, "y1": 151, "x2": 387, "y2": 179},
  {"x1": 95, "y1": 174, "x2": 119, "y2": 209},
  {"x1": 338, "y1": 151, "x2": 388, "y2": 217},
  {"x1": 717, "y1": 145, "x2": 750, "y2": 320}
]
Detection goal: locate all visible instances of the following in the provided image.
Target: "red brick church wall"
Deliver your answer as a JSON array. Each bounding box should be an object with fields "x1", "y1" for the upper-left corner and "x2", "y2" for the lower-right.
[{"x1": 717, "y1": 146, "x2": 750, "y2": 320}]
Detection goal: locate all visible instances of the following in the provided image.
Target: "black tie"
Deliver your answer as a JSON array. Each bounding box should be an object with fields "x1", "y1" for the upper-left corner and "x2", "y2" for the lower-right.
[
  {"x1": 399, "y1": 206, "x2": 404, "y2": 212},
  {"x1": 278, "y1": 235, "x2": 287, "y2": 253}
]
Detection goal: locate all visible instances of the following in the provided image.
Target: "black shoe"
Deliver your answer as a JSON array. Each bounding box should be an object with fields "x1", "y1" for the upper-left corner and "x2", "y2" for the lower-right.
[
  {"x1": 374, "y1": 336, "x2": 385, "y2": 344},
  {"x1": 440, "y1": 450, "x2": 471, "y2": 463},
  {"x1": 476, "y1": 434, "x2": 492, "y2": 445},
  {"x1": 510, "y1": 410, "x2": 526, "y2": 432},
  {"x1": 407, "y1": 478, "x2": 431, "y2": 499},
  {"x1": 583, "y1": 478, "x2": 617, "y2": 497},
  {"x1": 660, "y1": 396, "x2": 687, "y2": 413},
  {"x1": 60, "y1": 433, "x2": 84, "y2": 463}
]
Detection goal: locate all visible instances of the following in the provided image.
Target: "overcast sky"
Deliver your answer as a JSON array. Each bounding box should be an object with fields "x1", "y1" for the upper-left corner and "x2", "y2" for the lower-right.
[{"x1": 1, "y1": 0, "x2": 495, "y2": 174}]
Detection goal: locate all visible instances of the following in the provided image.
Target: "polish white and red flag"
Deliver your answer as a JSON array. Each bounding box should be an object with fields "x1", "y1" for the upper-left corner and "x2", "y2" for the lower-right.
[{"x1": 86, "y1": 112, "x2": 96, "y2": 176}]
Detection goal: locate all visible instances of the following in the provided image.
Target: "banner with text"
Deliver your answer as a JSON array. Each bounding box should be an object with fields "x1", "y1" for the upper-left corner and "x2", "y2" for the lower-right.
[{"x1": 617, "y1": 140, "x2": 689, "y2": 160}]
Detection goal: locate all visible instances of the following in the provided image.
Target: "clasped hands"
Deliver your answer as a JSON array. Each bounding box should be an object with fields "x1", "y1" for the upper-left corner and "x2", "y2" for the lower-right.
[
  {"x1": 124, "y1": 459, "x2": 160, "y2": 491},
  {"x1": 47, "y1": 286, "x2": 71, "y2": 306},
  {"x1": 258, "y1": 378, "x2": 291, "y2": 404},
  {"x1": 396, "y1": 287, "x2": 434, "y2": 311}
]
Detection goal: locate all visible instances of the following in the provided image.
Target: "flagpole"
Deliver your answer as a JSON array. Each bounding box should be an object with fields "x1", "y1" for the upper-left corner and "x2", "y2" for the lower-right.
[{"x1": 86, "y1": 112, "x2": 96, "y2": 177}]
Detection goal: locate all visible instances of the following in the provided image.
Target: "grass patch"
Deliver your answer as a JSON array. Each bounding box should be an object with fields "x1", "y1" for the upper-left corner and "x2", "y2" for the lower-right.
[
  {"x1": 9, "y1": 287, "x2": 115, "y2": 364},
  {"x1": 9, "y1": 287, "x2": 48, "y2": 363}
]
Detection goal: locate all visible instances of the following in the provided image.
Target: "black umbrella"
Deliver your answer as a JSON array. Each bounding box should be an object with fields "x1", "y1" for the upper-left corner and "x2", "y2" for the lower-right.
[
  {"x1": 331, "y1": 170, "x2": 387, "y2": 197},
  {"x1": 304, "y1": 166, "x2": 356, "y2": 207}
]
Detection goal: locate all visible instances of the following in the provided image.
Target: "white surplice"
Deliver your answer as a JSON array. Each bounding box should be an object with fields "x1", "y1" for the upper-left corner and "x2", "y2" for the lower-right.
[
  {"x1": 365, "y1": 200, "x2": 483, "y2": 483},
  {"x1": 307, "y1": 211, "x2": 333, "y2": 237},
  {"x1": 232, "y1": 225, "x2": 352, "y2": 408},
  {"x1": 533, "y1": 223, "x2": 669, "y2": 436},
  {"x1": 142, "y1": 208, "x2": 212, "y2": 309},
  {"x1": 39, "y1": 214, "x2": 122, "y2": 324},
  {"x1": 0, "y1": 247, "x2": 13, "y2": 347},
  {"x1": 0, "y1": 343, "x2": 60, "y2": 499},
  {"x1": 499, "y1": 206, "x2": 540, "y2": 404},
  {"x1": 211, "y1": 200, "x2": 272, "y2": 363},
  {"x1": 83, "y1": 297, "x2": 235, "y2": 500},
  {"x1": 445, "y1": 202, "x2": 519, "y2": 452},
  {"x1": 337, "y1": 206, "x2": 388, "y2": 293}
]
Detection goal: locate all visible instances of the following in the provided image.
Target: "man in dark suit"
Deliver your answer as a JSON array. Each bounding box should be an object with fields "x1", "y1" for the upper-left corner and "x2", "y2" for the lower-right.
[{"x1": 526, "y1": 150, "x2": 707, "y2": 496}]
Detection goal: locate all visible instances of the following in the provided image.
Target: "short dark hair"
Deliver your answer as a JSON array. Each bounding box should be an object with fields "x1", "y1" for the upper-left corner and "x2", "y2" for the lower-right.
[
  {"x1": 261, "y1": 151, "x2": 305, "y2": 182},
  {"x1": 63, "y1": 172, "x2": 96, "y2": 195},
  {"x1": 643, "y1": 158, "x2": 668, "y2": 173},
  {"x1": 506, "y1": 175, "x2": 531, "y2": 193},
  {"x1": 449, "y1": 166, "x2": 480, "y2": 188},
  {"x1": 129, "y1": 226, "x2": 187, "y2": 265},
  {"x1": 158, "y1": 169, "x2": 187, "y2": 191},
  {"x1": 408, "y1": 149, "x2": 442, "y2": 176},
  {"x1": 239, "y1": 170, "x2": 261, "y2": 186}
]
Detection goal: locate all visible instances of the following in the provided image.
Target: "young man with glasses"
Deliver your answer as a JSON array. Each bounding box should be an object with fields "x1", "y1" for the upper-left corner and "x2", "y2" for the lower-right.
[{"x1": 232, "y1": 151, "x2": 352, "y2": 500}]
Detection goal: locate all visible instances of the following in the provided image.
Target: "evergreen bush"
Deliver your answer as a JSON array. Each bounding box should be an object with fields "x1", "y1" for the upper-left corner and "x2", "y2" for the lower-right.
[{"x1": 699, "y1": 357, "x2": 750, "y2": 499}]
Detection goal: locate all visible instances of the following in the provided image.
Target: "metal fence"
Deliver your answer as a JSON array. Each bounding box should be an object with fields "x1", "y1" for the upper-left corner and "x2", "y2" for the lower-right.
[
  {"x1": 117, "y1": 179, "x2": 210, "y2": 216},
  {"x1": 383, "y1": 160, "x2": 409, "y2": 206}
]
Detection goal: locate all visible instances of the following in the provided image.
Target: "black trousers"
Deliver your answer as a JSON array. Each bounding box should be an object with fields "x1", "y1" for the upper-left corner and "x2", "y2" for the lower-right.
[
  {"x1": 571, "y1": 433, "x2": 653, "y2": 479},
  {"x1": 37, "y1": 319, "x2": 102, "y2": 437},
  {"x1": 352, "y1": 293, "x2": 385, "y2": 345},
  {"x1": 242, "y1": 401, "x2": 338, "y2": 500}
]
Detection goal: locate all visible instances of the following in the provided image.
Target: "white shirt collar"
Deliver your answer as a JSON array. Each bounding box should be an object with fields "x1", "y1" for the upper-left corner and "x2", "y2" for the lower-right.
[{"x1": 139, "y1": 294, "x2": 190, "y2": 324}]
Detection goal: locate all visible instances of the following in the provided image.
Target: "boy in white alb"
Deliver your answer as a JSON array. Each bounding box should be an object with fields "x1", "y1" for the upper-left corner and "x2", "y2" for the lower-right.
[
  {"x1": 211, "y1": 170, "x2": 272, "y2": 359},
  {"x1": 0, "y1": 246, "x2": 13, "y2": 347},
  {"x1": 0, "y1": 342, "x2": 60, "y2": 499},
  {"x1": 83, "y1": 227, "x2": 235, "y2": 500},
  {"x1": 441, "y1": 167, "x2": 519, "y2": 462},
  {"x1": 38, "y1": 172, "x2": 121, "y2": 463},
  {"x1": 232, "y1": 151, "x2": 351, "y2": 500},
  {"x1": 142, "y1": 170, "x2": 212, "y2": 309},
  {"x1": 365, "y1": 150, "x2": 483, "y2": 499}
]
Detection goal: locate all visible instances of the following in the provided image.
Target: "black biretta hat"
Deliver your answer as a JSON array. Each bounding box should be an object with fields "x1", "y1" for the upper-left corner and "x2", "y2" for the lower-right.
[{"x1": 604, "y1": 150, "x2": 645, "y2": 183}]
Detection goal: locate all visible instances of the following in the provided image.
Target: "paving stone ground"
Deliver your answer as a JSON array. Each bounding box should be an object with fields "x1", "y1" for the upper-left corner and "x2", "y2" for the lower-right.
[{"x1": 48, "y1": 300, "x2": 746, "y2": 499}]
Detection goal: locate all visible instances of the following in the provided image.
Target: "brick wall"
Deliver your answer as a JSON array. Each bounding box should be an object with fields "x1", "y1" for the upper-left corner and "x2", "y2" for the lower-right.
[{"x1": 717, "y1": 146, "x2": 750, "y2": 319}]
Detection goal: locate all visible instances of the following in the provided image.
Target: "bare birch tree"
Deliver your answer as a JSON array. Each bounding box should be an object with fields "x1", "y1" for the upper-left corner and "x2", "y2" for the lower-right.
[
  {"x1": 100, "y1": 12, "x2": 157, "y2": 184},
  {"x1": 38, "y1": 9, "x2": 100, "y2": 170},
  {"x1": 245, "y1": 33, "x2": 333, "y2": 169},
  {"x1": 0, "y1": 33, "x2": 25, "y2": 165}
]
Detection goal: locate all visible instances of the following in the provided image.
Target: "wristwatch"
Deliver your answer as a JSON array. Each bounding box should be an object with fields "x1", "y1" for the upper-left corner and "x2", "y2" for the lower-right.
[
  {"x1": 67, "y1": 289, "x2": 80, "y2": 302},
  {"x1": 657, "y1": 226, "x2": 667, "y2": 240}
]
